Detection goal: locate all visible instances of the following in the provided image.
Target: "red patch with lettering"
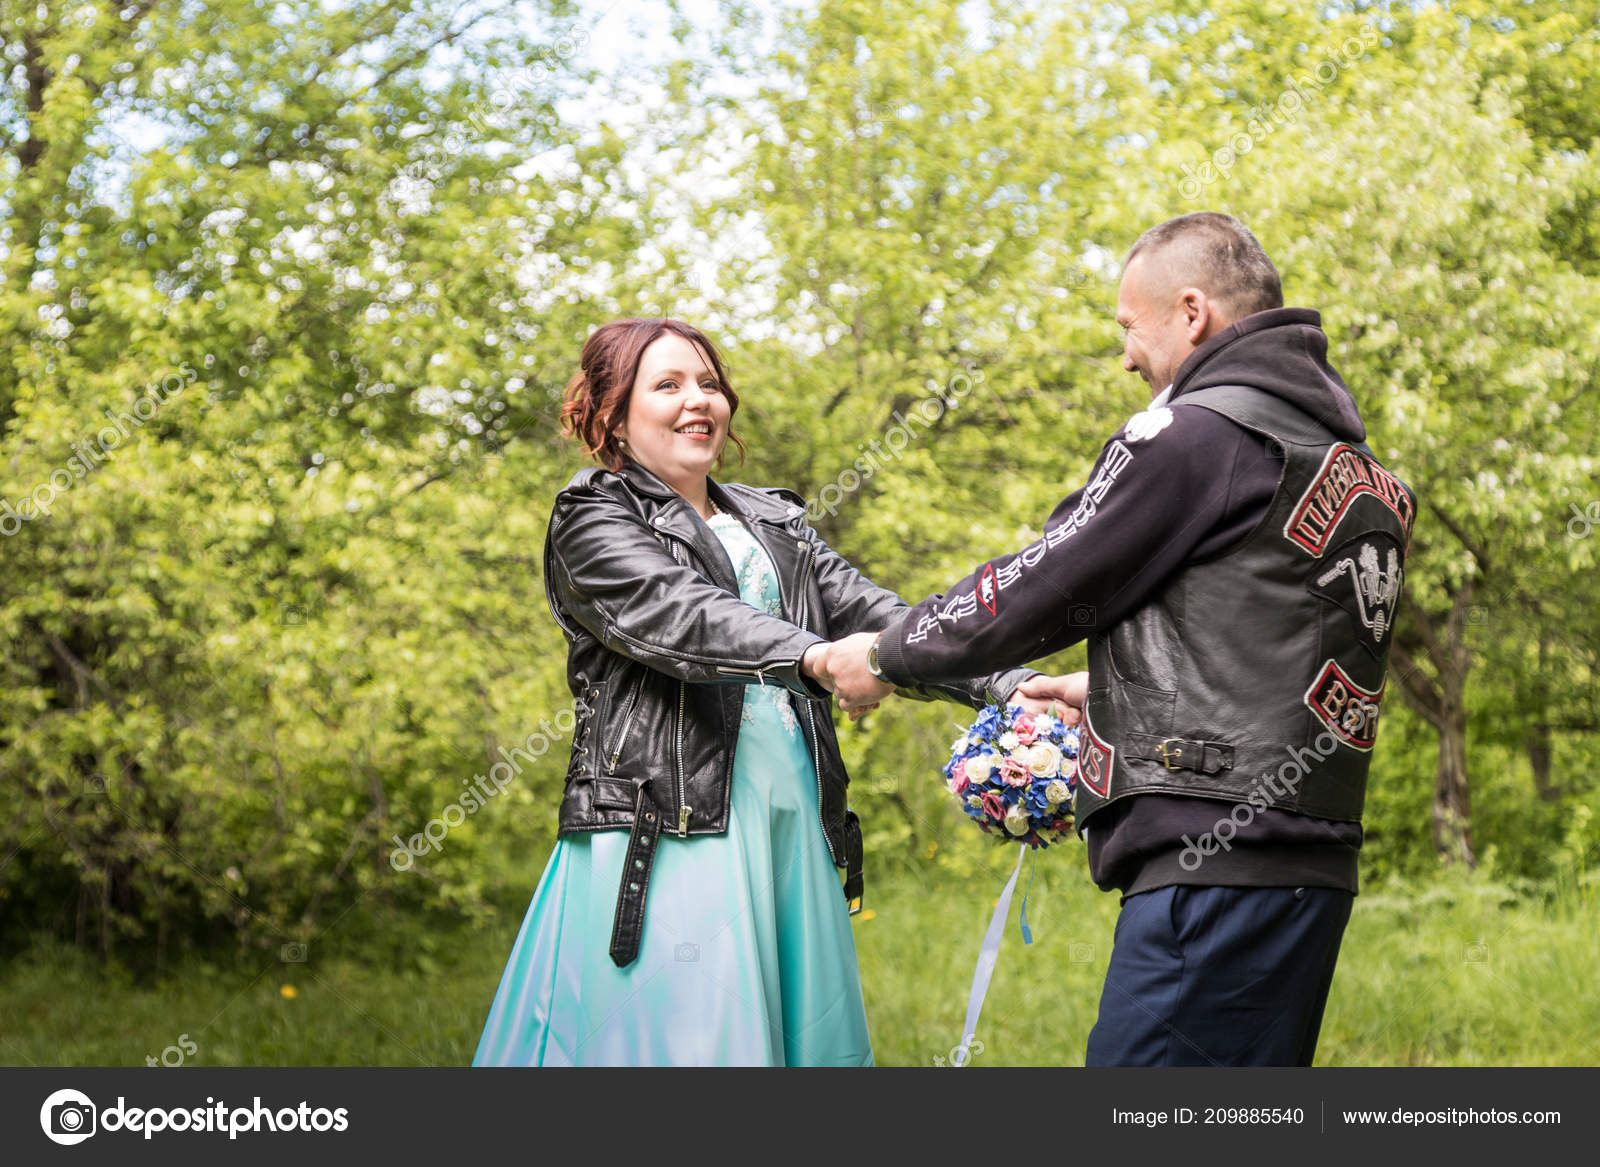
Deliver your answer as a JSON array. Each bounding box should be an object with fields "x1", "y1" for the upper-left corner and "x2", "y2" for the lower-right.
[
  {"x1": 1303, "y1": 658, "x2": 1386, "y2": 751},
  {"x1": 977, "y1": 563, "x2": 997, "y2": 615},
  {"x1": 1284, "y1": 444, "x2": 1414, "y2": 556},
  {"x1": 1077, "y1": 709, "x2": 1115, "y2": 797}
]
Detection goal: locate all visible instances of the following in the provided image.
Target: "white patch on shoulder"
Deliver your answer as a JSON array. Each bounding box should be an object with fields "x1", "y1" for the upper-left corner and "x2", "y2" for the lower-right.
[{"x1": 1123, "y1": 405, "x2": 1174, "y2": 442}]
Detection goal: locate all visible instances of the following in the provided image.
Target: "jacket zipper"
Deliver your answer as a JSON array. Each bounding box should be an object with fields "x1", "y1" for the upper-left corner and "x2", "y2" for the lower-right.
[
  {"x1": 606, "y1": 670, "x2": 644, "y2": 773},
  {"x1": 666, "y1": 539, "x2": 692, "y2": 836},
  {"x1": 675, "y1": 678, "x2": 689, "y2": 835}
]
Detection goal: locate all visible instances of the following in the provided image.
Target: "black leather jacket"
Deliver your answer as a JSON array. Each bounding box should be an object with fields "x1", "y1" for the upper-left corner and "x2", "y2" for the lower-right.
[{"x1": 542, "y1": 459, "x2": 1035, "y2": 964}]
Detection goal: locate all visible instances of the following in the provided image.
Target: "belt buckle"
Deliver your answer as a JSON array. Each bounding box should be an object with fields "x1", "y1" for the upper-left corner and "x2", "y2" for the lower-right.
[{"x1": 1157, "y1": 738, "x2": 1185, "y2": 770}]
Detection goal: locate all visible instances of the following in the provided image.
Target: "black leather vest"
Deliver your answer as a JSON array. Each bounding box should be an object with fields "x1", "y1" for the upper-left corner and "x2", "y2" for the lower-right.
[{"x1": 1074, "y1": 384, "x2": 1415, "y2": 830}]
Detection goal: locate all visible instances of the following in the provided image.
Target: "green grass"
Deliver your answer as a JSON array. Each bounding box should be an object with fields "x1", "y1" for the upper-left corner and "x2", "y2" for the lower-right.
[
  {"x1": 0, "y1": 930, "x2": 506, "y2": 1068},
  {"x1": 854, "y1": 854, "x2": 1600, "y2": 1066},
  {"x1": 3, "y1": 861, "x2": 1596, "y2": 1067}
]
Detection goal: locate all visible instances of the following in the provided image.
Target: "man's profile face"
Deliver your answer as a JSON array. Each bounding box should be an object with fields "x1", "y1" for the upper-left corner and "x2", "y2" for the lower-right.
[{"x1": 1115, "y1": 253, "x2": 1192, "y2": 396}]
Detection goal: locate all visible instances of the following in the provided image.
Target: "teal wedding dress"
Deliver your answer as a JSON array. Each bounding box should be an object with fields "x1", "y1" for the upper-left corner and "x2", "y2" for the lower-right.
[{"x1": 472, "y1": 511, "x2": 873, "y2": 1066}]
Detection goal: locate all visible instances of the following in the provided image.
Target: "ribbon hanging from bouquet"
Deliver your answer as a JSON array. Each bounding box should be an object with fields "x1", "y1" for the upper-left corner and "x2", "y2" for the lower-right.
[{"x1": 952, "y1": 843, "x2": 1027, "y2": 1068}]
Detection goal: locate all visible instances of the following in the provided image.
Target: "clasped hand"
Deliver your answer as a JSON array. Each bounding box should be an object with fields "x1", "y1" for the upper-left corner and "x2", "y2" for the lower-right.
[{"x1": 802, "y1": 636, "x2": 1086, "y2": 726}]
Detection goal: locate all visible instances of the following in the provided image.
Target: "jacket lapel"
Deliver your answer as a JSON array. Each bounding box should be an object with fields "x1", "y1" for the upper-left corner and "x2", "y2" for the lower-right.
[{"x1": 617, "y1": 460, "x2": 740, "y2": 593}]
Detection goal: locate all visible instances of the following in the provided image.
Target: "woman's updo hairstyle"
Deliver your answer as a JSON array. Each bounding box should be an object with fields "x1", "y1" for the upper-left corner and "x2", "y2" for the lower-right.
[{"x1": 559, "y1": 317, "x2": 745, "y2": 471}]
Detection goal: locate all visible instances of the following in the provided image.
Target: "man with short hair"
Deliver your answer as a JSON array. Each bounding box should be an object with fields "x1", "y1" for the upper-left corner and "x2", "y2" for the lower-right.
[{"x1": 826, "y1": 212, "x2": 1416, "y2": 1066}]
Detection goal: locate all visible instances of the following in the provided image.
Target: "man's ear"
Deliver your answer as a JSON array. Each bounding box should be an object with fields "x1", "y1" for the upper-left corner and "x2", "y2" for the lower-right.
[{"x1": 1181, "y1": 287, "x2": 1215, "y2": 345}]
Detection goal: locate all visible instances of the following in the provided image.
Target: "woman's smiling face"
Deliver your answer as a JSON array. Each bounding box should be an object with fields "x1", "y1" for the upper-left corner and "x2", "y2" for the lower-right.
[{"x1": 618, "y1": 332, "x2": 732, "y2": 492}]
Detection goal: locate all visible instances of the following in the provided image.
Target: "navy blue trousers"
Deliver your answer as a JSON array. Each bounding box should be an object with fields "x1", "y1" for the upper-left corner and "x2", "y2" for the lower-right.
[{"x1": 1084, "y1": 885, "x2": 1353, "y2": 1067}]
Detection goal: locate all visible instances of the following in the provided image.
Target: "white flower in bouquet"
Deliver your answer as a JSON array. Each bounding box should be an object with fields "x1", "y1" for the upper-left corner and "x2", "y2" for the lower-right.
[
  {"x1": 1026, "y1": 742, "x2": 1063, "y2": 778},
  {"x1": 1045, "y1": 779, "x2": 1072, "y2": 807},
  {"x1": 950, "y1": 734, "x2": 971, "y2": 754},
  {"x1": 998, "y1": 730, "x2": 1020, "y2": 751},
  {"x1": 964, "y1": 753, "x2": 996, "y2": 782},
  {"x1": 1003, "y1": 805, "x2": 1031, "y2": 836}
]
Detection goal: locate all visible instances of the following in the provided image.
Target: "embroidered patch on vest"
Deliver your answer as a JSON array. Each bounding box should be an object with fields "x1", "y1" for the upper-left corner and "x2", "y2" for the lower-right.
[
  {"x1": 1123, "y1": 405, "x2": 1174, "y2": 442},
  {"x1": 1303, "y1": 658, "x2": 1386, "y2": 751},
  {"x1": 1077, "y1": 709, "x2": 1115, "y2": 796},
  {"x1": 1308, "y1": 531, "x2": 1405, "y2": 659},
  {"x1": 1284, "y1": 444, "x2": 1415, "y2": 556},
  {"x1": 978, "y1": 562, "x2": 997, "y2": 615}
]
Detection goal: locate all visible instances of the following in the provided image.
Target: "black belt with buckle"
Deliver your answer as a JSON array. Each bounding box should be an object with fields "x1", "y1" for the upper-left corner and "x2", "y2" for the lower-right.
[
  {"x1": 1127, "y1": 733, "x2": 1235, "y2": 775},
  {"x1": 608, "y1": 784, "x2": 868, "y2": 964},
  {"x1": 608, "y1": 779, "x2": 665, "y2": 968}
]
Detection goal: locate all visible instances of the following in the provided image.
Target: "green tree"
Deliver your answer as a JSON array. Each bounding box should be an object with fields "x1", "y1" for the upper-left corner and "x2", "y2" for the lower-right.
[{"x1": 0, "y1": 0, "x2": 645, "y2": 962}]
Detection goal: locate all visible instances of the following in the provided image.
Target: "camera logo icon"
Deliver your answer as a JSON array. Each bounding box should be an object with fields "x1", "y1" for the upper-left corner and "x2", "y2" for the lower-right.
[
  {"x1": 39, "y1": 1088, "x2": 97, "y2": 1145},
  {"x1": 674, "y1": 942, "x2": 700, "y2": 963}
]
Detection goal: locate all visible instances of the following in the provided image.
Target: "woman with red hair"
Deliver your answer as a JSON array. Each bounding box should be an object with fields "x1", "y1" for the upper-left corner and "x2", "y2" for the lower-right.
[{"x1": 471, "y1": 318, "x2": 1047, "y2": 1066}]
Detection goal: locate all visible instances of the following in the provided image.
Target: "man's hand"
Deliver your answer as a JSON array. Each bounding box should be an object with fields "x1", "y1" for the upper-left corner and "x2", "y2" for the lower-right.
[
  {"x1": 804, "y1": 640, "x2": 880, "y2": 721},
  {"x1": 1006, "y1": 671, "x2": 1088, "y2": 726},
  {"x1": 826, "y1": 632, "x2": 895, "y2": 713}
]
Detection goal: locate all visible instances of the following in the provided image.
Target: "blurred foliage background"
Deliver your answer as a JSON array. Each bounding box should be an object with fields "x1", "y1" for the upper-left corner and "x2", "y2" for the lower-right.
[{"x1": 1, "y1": 0, "x2": 1596, "y2": 1065}]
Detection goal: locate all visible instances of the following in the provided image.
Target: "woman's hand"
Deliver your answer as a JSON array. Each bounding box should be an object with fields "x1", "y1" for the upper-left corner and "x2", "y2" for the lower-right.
[
  {"x1": 801, "y1": 642, "x2": 834, "y2": 690},
  {"x1": 1006, "y1": 671, "x2": 1087, "y2": 725}
]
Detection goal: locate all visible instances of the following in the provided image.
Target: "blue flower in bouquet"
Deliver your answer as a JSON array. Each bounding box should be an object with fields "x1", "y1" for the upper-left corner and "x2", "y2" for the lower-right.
[{"x1": 1023, "y1": 782, "x2": 1054, "y2": 817}]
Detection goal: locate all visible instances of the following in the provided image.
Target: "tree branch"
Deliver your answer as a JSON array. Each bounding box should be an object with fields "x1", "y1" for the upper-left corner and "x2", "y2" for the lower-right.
[{"x1": 1427, "y1": 502, "x2": 1492, "y2": 576}]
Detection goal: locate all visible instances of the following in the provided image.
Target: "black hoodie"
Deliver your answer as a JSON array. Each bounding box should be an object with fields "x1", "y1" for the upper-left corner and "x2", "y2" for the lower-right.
[{"x1": 876, "y1": 308, "x2": 1367, "y2": 897}]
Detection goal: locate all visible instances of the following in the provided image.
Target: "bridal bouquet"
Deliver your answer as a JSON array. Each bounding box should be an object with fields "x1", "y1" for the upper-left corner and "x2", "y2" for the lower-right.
[
  {"x1": 941, "y1": 702, "x2": 1080, "y2": 1066},
  {"x1": 943, "y1": 703, "x2": 1079, "y2": 848}
]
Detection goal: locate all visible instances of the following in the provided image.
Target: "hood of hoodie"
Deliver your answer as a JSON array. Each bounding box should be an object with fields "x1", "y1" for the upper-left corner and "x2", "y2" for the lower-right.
[{"x1": 1168, "y1": 307, "x2": 1366, "y2": 442}]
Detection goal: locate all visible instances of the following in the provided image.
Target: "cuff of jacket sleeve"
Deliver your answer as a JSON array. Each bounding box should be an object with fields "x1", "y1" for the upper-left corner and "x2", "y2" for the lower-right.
[
  {"x1": 872, "y1": 621, "x2": 917, "y2": 688},
  {"x1": 794, "y1": 633, "x2": 831, "y2": 700},
  {"x1": 987, "y1": 667, "x2": 1043, "y2": 707}
]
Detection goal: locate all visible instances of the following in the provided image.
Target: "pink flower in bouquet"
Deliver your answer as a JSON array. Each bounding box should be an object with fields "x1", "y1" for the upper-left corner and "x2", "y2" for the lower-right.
[
  {"x1": 999, "y1": 758, "x2": 1030, "y2": 787},
  {"x1": 949, "y1": 773, "x2": 970, "y2": 796},
  {"x1": 1014, "y1": 714, "x2": 1040, "y2": 744},
  {"x1": 980, "y1": 791, "x2": 1006, "y2": 822}
]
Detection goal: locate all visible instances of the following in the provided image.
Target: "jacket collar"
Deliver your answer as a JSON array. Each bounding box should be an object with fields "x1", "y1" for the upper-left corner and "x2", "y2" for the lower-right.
[
  {"x1": 615, "y1": 458, "x2": 799, "y2": 529},
  {"x1": 614, "y1": 458, "x2": 739, "y2": 591},
  {"x1": 615, "y1": 458, "x2": 680, "y2": 500}
]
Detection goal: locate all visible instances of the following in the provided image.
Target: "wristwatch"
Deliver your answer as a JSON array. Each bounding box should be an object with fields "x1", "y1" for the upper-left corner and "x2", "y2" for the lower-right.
[{"x1": 866, "y1": 636, "x2": 886, "y2": 681}]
